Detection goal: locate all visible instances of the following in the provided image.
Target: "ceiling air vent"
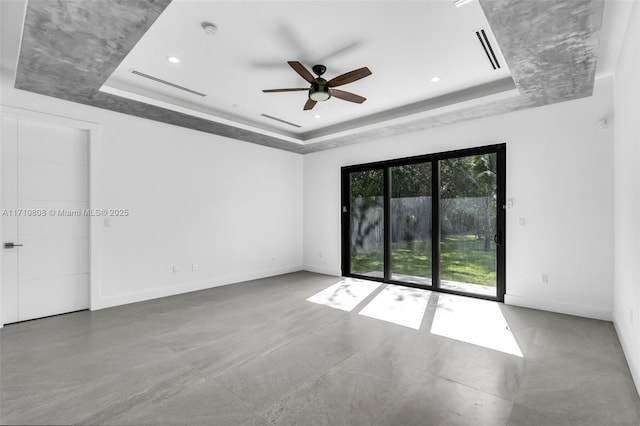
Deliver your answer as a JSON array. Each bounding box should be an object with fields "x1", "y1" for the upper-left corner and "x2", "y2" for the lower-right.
[
  {"x1": 130, "y1": 70, "x2": 206, "y2": 97},
  {"x1": 475, "y1": 29, "x2": 501, "y2": 70},
  {"x1": 260, "y1": 114, "x2": 301, "y2": 128}
]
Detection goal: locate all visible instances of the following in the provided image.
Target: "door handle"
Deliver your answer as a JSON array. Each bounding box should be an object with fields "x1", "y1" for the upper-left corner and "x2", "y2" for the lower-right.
[
  {"x1": 3, "y1": 242, "x2": 23, "y2": 249},
  {"x1": 493, "y1": 234, "x2": 501, "y2": 245}
]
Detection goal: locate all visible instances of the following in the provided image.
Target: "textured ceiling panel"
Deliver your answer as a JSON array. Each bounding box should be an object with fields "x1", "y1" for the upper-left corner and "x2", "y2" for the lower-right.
[{"x1": 481, "y1": 0, "x2": 603, "y2": 104}]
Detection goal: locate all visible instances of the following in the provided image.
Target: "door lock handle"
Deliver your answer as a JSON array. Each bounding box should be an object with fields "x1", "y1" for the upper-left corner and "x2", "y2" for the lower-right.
[
  {"x1": 3, "y1": 242, "x2": 23, "y2": 249},
  {"x1": 493, "y1": 234, "x2": 502, "y2": 245}
]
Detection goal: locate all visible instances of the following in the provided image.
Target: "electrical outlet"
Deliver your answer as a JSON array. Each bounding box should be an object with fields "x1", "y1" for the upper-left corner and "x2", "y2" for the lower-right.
[
  {"x1": 540, "y1": 273, "x2": 549, "y2": 284},
  {"x1": 192, "y1": 263, "x2": 198, "y2": 271},
  {"x1": 172, "y1": 265, "x2": 179, "y2": 273}
]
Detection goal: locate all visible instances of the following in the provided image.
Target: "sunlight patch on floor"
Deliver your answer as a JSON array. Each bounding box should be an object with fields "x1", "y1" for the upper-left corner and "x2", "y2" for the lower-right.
[
  {"x1": 359, "y1": 285, "x2": 431, "y2": 329},
  {"x1": 430, "y1": 293, "x2": 523, "y2": 357},
  {"x1": 306, "y1": 278, "x2": 381, "y2": 312}
]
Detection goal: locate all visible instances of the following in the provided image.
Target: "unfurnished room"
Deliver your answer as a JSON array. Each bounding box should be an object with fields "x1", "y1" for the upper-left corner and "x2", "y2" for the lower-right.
[{"x1": 0, "y1": 0, "x2": 639, "y2": 425}]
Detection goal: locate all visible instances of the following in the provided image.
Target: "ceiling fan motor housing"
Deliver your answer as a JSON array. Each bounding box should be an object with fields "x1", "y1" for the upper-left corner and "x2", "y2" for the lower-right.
[{"x1": 309, "y1": 78, "x2": 331, "y2": 101}]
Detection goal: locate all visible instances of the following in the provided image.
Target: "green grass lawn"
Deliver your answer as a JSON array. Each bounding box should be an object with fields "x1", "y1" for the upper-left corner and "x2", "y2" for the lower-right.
[{"x1": 351, "y1": 234, "x2": 497, "y2": 287}]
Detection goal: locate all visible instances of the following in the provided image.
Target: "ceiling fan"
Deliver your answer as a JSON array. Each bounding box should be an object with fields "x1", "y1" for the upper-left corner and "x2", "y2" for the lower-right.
[{"x1": 263, "y1": 61, "x2": 372, "y2": 111}]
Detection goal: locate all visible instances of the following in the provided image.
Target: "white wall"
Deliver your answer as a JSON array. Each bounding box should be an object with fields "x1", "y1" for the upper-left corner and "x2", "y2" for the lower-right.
[
  {"x1": 304, "y1": 77, "x2": 614, "y2": 321},
  {"x1": 0, "y1": 69, "x2": 304, "y2": 312},
  {"x1": 0, "y1": 73, "x2": 618, "y2": 325},
  {"x1": 613, "y1": 0, "x2": 640, "y2": 395}
]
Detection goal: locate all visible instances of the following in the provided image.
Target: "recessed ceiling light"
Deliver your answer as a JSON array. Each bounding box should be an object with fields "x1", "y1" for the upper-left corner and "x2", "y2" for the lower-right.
[
  {"x1": 314, "y1": 114, "x2": 321, "y2": 119},
  {"x1": 431, "y1": 76, "x2": 441, "y2": 83},
  {"x1": 167, "y1": 56, "x2": 180, "y2": 64}
]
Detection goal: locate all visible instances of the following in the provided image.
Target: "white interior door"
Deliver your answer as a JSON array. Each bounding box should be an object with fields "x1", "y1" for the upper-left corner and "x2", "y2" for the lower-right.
[{"x1": 2, "y1": 117, "x2": 90, "y2": 324}]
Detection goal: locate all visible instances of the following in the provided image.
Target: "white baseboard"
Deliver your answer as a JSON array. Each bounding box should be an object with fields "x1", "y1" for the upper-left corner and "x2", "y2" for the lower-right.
[
  {"x1": 504, "y1": 294, "x2": 612, "y2": 321},
  {"x1": 302, "y1": 264, "x2": 341, "y2": 276},
  {"x1": 613, "y1": 312, "x2": 640, "y2": 397},
  {"x1": 93, "y1": 264, "x2": 303, "y2": 310}
]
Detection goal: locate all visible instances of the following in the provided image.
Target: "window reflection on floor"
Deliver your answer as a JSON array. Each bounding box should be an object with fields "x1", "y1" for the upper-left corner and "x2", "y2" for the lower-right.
[
  {"x1": 359, "y1": 285, "x2": 431, "y2": 330},
  {"x1": 307, "y1": 280, "x2": 523, "y2": 357},
  {"x1": 306, "y1": 278, "x2": 381, "y2": 312},
  {"x1": 430, "y1": 293, "x2": 523, "y2": 357}
]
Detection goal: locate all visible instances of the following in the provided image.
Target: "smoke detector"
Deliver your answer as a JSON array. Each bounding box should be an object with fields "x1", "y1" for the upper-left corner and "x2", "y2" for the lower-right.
[{"x1": 201, "y1": 22, "x2": 219, "y2": 36}]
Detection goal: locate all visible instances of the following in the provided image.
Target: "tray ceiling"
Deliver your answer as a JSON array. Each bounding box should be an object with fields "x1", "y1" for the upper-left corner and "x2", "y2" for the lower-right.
[{"x1": 12, "y1": 0, "x2": 605, "y2": 154}]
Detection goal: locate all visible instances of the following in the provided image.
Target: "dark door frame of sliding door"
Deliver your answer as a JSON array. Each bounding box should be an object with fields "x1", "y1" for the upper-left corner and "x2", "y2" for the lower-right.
[{"x1": 341, "y1": 144, "x2": 506, "y2": 302}]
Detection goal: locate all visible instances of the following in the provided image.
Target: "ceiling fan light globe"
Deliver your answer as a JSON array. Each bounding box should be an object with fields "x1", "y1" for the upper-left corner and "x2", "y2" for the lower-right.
[
  {"x1": 310, "y1": 91, "x2": 331, "y2": 101},
  {"x1": 309, "y1": 84, "x2": 331, "y2": 101}
]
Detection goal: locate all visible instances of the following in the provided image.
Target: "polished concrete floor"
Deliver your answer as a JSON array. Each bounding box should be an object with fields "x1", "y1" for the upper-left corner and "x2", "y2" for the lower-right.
[{"x1": 1, "y1": 271, "x2": 639, "y2": 425}]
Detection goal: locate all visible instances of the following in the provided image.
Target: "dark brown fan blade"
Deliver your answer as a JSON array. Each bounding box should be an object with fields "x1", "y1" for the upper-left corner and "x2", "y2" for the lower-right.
[
  {"x1": 330, "y1": 89, "x2": 366, "y2": 104},
  {"x1": 303, "y1": 98, "x2": 317, "y2": 110},
  {"x1": 327, "y1": 67, "x2": 371, "y2": 87},
  {"x1": 262, "y1": 88, "x2": 308, "y2": 93},
  {"x1": 288, "y1": 61, "x2": 316, "y2": 84}
]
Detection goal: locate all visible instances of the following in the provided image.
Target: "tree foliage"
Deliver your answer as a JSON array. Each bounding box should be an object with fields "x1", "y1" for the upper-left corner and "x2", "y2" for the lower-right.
[
  {"x1": 391, "y1": 163, "x2": 431, "y2": 197},
  {"x1": 349, "y1": 153, "x2": 498, "y2": 252}
]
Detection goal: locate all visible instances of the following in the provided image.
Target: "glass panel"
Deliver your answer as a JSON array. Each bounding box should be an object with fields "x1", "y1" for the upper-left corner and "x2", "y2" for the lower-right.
[
  {"x1": 440, "y1": 154, "x2": 497, "y2": 297},
  {"x1": 349, "y1": 169, "x2": 384, "y2": 278},
  {"x1": 390, "y1": 162, "x2": 432, "y2": 285}
]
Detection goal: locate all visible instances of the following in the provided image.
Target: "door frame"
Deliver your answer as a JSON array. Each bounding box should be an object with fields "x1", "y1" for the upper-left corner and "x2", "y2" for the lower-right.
[
  {"x1": 341, "y1": 144, "x2": 506, "y2": 302},
  {"x1": 0, "y1": 106, "x2": 103, "y2": 327}
]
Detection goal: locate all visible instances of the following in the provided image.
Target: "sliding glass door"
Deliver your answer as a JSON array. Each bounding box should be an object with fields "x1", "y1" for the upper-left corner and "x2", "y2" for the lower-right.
[
  {"x1": 348, "y1": 169, "x2": 384, "y2": 279},
  {"x1": 440, "y1": 153, "x2": 498, "y2": 297},
  {"x1": 390, "y1": 162, "x2": 433, "y2": 285},
  {"x1": 341, "y1": 145, "x2": 505, "y2": 301}
]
